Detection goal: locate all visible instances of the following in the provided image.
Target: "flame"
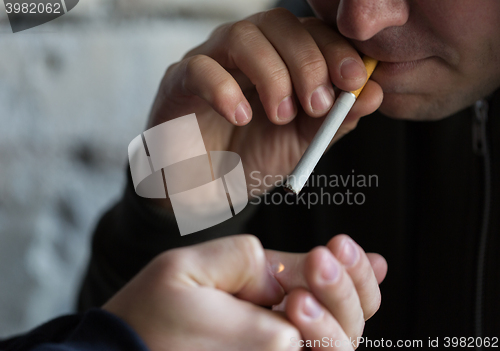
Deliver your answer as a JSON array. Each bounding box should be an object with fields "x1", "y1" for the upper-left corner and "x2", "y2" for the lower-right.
[{"x1": 276, "y1": 262, "x2": 285, "y2": 274}]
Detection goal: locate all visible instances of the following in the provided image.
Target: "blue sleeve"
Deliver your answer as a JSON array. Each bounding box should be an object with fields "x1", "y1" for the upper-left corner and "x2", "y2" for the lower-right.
[{"x1": 0, "y1": 308, "x2": 149, "y2": 351}]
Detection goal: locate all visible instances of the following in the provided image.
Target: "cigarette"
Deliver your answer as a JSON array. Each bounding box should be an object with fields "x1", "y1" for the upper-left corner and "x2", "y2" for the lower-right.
[{"x1": 284, "y1": 56, "x2": 378, "y2": 195}]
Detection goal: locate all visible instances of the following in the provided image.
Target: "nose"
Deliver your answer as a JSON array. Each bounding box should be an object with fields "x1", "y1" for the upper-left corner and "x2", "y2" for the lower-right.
[{"x1": 336, "y1": 0, "x2": 410, "y2": 41}]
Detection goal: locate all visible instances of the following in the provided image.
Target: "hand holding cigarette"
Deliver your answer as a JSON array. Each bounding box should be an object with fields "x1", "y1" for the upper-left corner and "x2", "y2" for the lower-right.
[
  {"x1": 285, "y1": 56, "x2": 378, "y2": 195},
  {"x1": 148, "y1": 10, "x2": 383, "y2": 207}
]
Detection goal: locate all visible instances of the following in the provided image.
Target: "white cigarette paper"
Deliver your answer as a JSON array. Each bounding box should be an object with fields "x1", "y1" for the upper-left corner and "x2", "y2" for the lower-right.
[
  {"x1": 284, "y1": 56, "x2": 378, "y2": 195},
  {"x1": 284, "y1": 91, "x2": 356, "y2": 194}
]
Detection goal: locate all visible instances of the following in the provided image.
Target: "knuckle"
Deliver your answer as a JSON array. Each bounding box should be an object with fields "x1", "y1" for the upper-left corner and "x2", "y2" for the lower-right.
[
  {"x1": 211, "y1": 79, "x2": 238, "y2": 110},
  {"x1": 300, "y1": 16, "x2": 323, "y2": 27},
  {"x1": 322, "y1": 41, "x2": 341, "y2": 57},
  {"x1": 267, "y1": 65, "x2": 291, "y2": 86},
  {"x1": 184, "y1": 54, "x2": 210, "y2": 82},
  {"x1": 214, "y1": 76, "x2": 235, "y2": 94},
  {"x1": 322, "y1": 41, "x2": 359, "y2": 67},
  {"x1": 227, "y1": 20, "x2": 260, "y2": 46},
  {"x1": 297, "y1": 54, "x2": 327, "y2": 78},
  {"x1": 155, "y1": 248, "x2": 192, "y2": 279},
  {"x1": 186, "y1": 54, "x2": 209, "y2": 72}
]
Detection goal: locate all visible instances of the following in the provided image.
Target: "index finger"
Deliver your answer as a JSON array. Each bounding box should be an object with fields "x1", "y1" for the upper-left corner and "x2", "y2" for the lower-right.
[{"x1": 300, "y1": 17, "x2": 367, "y2": 92}]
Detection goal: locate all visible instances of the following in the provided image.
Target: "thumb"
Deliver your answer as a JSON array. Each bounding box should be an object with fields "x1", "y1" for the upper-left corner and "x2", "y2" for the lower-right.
[
  {"x1": 264, "y1": 247, "x2": 388, "y2": 291},
  {"x1": 172, "y1": 235, "x2": 284, "y2": 306}
]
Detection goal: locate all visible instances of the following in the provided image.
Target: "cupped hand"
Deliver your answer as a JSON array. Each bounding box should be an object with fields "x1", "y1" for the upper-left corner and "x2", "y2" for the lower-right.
[{"x1": 103, "y1": 234, "x2": 387, "y2": 350}]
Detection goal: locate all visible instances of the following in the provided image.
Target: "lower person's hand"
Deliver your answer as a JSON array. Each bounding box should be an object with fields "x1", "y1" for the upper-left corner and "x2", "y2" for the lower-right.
[
  {"x1": 103, "y1": 234, "x2": 387, "y2": 350},
  {"x1": 103, "y1": 235, "x2": 296, "y2": 351}
]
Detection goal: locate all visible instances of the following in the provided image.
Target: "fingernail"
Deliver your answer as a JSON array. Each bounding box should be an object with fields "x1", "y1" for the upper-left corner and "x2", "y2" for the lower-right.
[
  {"x1": 340, "y1": 59, "x2": 366, "y2": 80},
  {"x1": 302, "y1": 296, "x2": 323, "y2": 319},
  {"x1": 320, "y1": 253, "x2": 340, "y2": 283},
  {"x1": 310, "y1": 85, "x2": 334, "y2": 113},
  {"x1": 339, "y1": 239, "x2": 360, "y2": 268},
  {"x1": 235, "y1": 102, "x2": 250, "y2": 124},
  {"x1": 277, "y1": 96, "x2": 295, "y2": 121}
]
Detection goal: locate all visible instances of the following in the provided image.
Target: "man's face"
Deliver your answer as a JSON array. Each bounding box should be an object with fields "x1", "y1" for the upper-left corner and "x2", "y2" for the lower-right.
[{"x1": 307, "y1": 0, "x2": 500, "y2": 120}]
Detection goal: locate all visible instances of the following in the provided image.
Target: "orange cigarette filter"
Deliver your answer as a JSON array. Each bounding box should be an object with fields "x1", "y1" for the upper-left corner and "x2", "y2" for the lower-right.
[{"x1": 351, "y1": 56, "x2": 378, "y2": 98}]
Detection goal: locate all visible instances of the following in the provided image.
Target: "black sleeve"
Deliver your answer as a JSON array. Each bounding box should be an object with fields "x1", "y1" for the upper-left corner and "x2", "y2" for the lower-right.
[
  {"x1": 77, "y1": 170, "x2": 258, "y2": 310},
  {"x1": 0, "y1": 309, "x2": 148, "y2": 351}
]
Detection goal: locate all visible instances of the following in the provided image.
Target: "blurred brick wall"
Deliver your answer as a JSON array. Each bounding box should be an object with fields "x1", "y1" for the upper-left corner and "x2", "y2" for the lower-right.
[{"x1": 0, "y1": 0, "x2": 276, "y2": 337}]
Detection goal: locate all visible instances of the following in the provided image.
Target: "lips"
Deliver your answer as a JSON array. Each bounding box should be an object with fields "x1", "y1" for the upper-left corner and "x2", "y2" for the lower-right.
[
  {"x1": 376, "y1": 57, "x2": 431, "y2": 75},
  {"x1": 352, "y1": 42, "x2": 433, "y2": 75},
  {"x1": 366, "y1": 55, "x2": 438, "y2": 94}
]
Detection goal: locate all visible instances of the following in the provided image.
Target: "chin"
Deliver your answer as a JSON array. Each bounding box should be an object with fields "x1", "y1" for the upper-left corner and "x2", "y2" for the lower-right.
[{"x1": 377, "y1": 92, "x2": 465, "y2": 121}]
